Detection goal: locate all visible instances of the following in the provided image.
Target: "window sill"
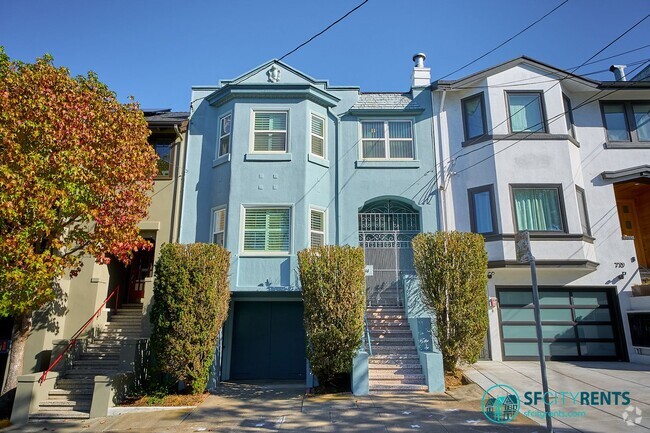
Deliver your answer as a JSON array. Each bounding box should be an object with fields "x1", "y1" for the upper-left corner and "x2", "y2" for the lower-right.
[
  {"x1": 244, "y1": 153, "x2": 292, "y2": 162},
  {"x1": 605, "y1": 142, "x2": 650, "y2": 149},
  {"x1": 308, "y1": 154, "x2": 330, "y2": 168},
  {"x1": 355, "y1": 160, "x2": 420, "y2": 169},
  {"x1": 212, "y1": 153, "x2": 231, "y2": 167},
  {"x1": 462, "y1": 133, "x2": 578, "y2": 147},
  {"x1": 483, "y1": 233, "x2": 594, "y2": 243}
]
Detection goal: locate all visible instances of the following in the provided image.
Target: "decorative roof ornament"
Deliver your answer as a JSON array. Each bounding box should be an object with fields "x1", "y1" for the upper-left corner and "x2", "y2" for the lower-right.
[{"x1": 267, "y1": 65, "x2": 281, "y2": 83}]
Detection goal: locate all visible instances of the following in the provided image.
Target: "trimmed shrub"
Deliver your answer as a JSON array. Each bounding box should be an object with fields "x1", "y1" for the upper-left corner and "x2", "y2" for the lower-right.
[
  {"x1": 298, "y1": 245, "x2": 366, "y2": 386},
  {"x1": 150, "y1": 243, "x2": 230, "y2": 394},
  {"x1": 412, "y1": 231, "x2": 489, "y2": 373}
]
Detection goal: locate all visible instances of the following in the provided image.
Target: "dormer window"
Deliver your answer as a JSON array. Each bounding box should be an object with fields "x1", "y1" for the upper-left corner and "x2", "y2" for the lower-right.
[{"x1": 361, "y1": 120, "x2": 413, "y2": 160}]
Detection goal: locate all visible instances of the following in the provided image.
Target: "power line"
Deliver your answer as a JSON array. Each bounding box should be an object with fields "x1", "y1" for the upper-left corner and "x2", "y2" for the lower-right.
[
  {"x1": 278, "y1": 0, "x2": 369, "y2": 61},
  {"x1": 436, "y1": 0, "x2": 569, "y2": 81}
]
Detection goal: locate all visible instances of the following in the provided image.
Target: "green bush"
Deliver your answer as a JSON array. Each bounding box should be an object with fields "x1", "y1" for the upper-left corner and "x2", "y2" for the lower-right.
[
  {"x1": 298, "y1": 245, "x2": 366, "y2": 386},
  {"x1": 150, "y1": 243, "x2": 230, "y2": 394},
  {"x1": 412, "y1": 231, "x2": 489, "y2": 373}
]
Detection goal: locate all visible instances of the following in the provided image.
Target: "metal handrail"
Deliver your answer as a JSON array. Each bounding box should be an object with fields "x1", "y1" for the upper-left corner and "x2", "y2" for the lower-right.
[
  {"x1": 38, "y1": 285, "x2": 120, "y2": 384},
  {"x1": 364, "y1": 313, "x2": 373, "y2": 356}
]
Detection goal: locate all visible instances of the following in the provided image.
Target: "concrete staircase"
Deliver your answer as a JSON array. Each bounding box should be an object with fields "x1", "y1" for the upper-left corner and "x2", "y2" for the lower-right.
[
  {"x1": 366, "y1": 306, "x2": 428, "y2": 393},
  {"x1": 30, "y1": 303, "x2": 143, "y2": 421}
]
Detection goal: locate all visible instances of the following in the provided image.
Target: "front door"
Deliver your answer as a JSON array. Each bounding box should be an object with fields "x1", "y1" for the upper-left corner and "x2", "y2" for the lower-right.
[
  {"x1": 617, "y1": 199, "x2": 647, "y2": 267},
  {"x1": 127, "y1": 244, "x2": 155, "y2": 302},
  {"x1": 358, "y1": 200, "x2": 420, "y2": 307}
]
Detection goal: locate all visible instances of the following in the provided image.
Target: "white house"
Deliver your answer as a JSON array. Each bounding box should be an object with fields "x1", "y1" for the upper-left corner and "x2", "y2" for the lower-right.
[{"x1": 431, "y1": 56, "x2": 650, "y2": 364}]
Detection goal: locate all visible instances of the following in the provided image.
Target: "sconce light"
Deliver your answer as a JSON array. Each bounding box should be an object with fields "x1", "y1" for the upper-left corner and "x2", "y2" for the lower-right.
[
  {"x1": 487, "y1": 271, "x2": 495, "y2": 279},
  {"x1": 618, "y1": 271, "x2": 627, "y2": 280}
]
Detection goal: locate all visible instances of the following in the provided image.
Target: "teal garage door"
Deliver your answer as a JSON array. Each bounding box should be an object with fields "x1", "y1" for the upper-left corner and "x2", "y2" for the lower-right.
[
  {"x1": 497, "y1": 288, "x2": 624, "y2": 361},
  {"x1": 230, "y1": 301, "x2": 306, "y2": 380}
]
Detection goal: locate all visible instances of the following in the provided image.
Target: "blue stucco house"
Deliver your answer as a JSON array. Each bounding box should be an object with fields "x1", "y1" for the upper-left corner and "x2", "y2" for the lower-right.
[{"x1": 179, "y1": 55, "x2": 444, "y2": 392}]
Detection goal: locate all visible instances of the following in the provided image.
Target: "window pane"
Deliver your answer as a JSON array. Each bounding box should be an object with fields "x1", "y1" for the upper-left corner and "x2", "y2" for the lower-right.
[
  {"x1": 311, "y1": 136, "x2": 324, "y2": 157},
  {"x1": 155, "y1": 143, "x2": 172, "y2": 176},
  {"x1": 577, "y1": 325, "x2": 614, "y2": 339},
  {"x1": 513, "y1": 188, "x2": 562, "y2": 231},
  {"x1": 603, "y1": 104, "x2": 630, "y2": 141},
  {"x1": 573, "y1": 291, "x2": 608, "y2": 306},
  {"x1": 311, "y1": 115, "x2": 324, "y2": 136},
  {"x1": 508, "y1": 93, "x2": 543, "y2": 132},
  {"x1": 254, "y1": 112, "x2": 286, "y2": 131},
  {"x1": 219, "y1": 136, "x2": 230, "y2": 156},
  {"x1": 362, "y1": 122, "x2": 384, "y2": 139},
  {"x1": 464, "y1": 95, "x2": 485, "y2": 138},
  {"x1": 580, "y1": 342, "x2": 616, "y2": 356},
  {"x1": 362, "y1": 140, "x2": 386, "y2": 158},
  {"x1": 576, "y1": 188, "x2": 591, "y2": 236},
  {"x1": 472, "y1": 190, "x2": 493, "y2": 234},
  {"x1": 213, "y1": 232, "x2": 224, "y2": 246},
  {"x1": 389, "y1": 140, "x2": 413, "y2": 158},
  {"x1": 563, "y1": 96, "x2": 574, "y2": 137},
  {"x1": 254, "y1": 132, "x2": 286, "y2": 152},
  {"x1": 221, "y1": 115, "x2": 231, "y2": 135},
  {"x1": 499, "y1": 291, "x2": 533, "y2": 306},
  {"x1": 311, "y1": 232, "x2": 324, "y2": 247},
  {"x1": 244, "y1": 209, "x2": 290, "y2": 252},
  {"x1": 501, "y1": 308, "x2": 534, "y2": 322},
  {"x1": 633, "y1": 103, "x2": 650, "y2": 141},
  {"x1": 539, "y1": 291, "x2": 570, "y2": 305},
  {"x1": 310, "y1": 210, "x2": 324, "y2": 231},
  {"x1": 388, "y1": 122, "x2": 412, "y2": 138},
  {"x1": 575, "y1": 308, "x2": 611, "y2": 322}
]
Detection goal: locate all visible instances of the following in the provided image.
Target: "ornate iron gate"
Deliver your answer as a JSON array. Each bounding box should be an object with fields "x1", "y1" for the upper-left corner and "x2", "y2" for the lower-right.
[{"x1": 358, "y1": 201, "x2": 420, "y2": 307}]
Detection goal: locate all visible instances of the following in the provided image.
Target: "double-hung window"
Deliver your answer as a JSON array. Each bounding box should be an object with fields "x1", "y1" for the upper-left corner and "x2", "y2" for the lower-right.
[
  {"x1": 361, "y1": 120, "x2": 413, "y2": 159},
  {"x1": 310, "y1": 209, "x2": 326, "y2": 247},
  {"x1": 601, "y1": 101, "x2": 650, "y2": 144},
  {"x1": 243, "y1": 208, "x2": 290, "y2": 253},
  {"x1": 151, "y1": 136, "x2": 174, "y2": 178},
  {"x1": 512, "y1": 185, "x2": 565, "y2": 232},
  {"x1": 253, "y1": 112, "x2": 287, "y2": 152},
  {"x1": 310, "y1": 114, "x2": 325, "y2": 158},
  {"x1": 468, "y1": 185, "x2": 497, "y2": 235},
  {"x1": 462, "y1": 93, "x2": 487, "y2": 140},
  {"x1": 218, "y1": 114, "x2": 231, "y2": 157},
  {"x1": 212, "y1": 208, "x2": 226, "y2": 246},
  {"x1": 507, "y1": 91, "x2": 546, "y2": 133}
]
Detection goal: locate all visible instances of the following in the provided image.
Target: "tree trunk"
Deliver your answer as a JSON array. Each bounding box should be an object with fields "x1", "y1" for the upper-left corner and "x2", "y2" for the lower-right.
[{"x1": 1, "y1": 313, "x2": 32, "y2": 396}]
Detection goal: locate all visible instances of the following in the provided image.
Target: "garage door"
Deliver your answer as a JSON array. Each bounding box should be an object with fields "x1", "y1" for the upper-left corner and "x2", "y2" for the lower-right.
[
  {"x1": 497, "y1": 288, "x2": 623, "y2": 360},
  {"x1": 230, "y1": 301, "x2": 305, "y2": 380}
]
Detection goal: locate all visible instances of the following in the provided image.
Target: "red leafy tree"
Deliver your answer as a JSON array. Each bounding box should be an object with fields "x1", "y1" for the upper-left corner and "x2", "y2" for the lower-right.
[{"x1": 0, "y1": 49, "x2": 158, "y2": 395}]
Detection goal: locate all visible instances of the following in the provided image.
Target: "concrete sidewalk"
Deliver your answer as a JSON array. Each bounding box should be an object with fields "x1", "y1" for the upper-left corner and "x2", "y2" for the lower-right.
[
  {"x1": 464, "y1": 360, "x2": 650, "y2": 433},
  {"x1": 5, "y1": 382, "x2": 540, "y2": 432}
]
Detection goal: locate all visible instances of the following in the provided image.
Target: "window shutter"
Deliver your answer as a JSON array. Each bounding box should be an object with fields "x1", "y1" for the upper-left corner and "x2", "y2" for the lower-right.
[
  {"x1": 311, "y1": 115, "x2": 324, "y2": 157},
  {"x1": 244, "y1": 208, "x2": 290, "y2": 252},
  {"x1": 310, "y1": 209, "x2": 325, "y2": 247},
  {"x1": 213, "y1": 208, "x2": 226, "y2": 246}
]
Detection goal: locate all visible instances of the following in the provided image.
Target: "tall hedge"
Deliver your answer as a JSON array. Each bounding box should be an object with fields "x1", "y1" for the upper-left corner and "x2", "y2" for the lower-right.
[
  {"x1": 412, "y1": 231, "x2": 488, "y2": 373},
  {"x1": 150, "y1": 243, "x2": 230, "y2": 394},
  {"x1": 298, "y1": 245, "x2": 366, "y2": 385}
]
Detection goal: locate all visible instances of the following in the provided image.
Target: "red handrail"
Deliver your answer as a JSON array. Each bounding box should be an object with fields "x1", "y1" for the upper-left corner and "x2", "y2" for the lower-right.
[{"x1": 38, "y1": 285, "x2": 120, "y2": 384}]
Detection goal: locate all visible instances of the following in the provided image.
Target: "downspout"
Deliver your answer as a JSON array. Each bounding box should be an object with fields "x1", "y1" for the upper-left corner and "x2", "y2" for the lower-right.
[
  {"x1": 328, "y1": 107, "x2": 341, "y2": 244},
  {"x1": 170, "y1": 123, "x2": 187, "y2": 243},
  {"x1": 432, "y1": 89, "x2": 448, "y2": 232}
]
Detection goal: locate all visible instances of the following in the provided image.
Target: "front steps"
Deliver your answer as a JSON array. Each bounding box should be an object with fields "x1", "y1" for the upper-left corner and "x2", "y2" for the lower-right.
[
  {"x1": 366, "y1": 306, "x2": 428, "y2": 393},
  {"x1": 30, "y1": 303, "x2": 143, "y2": 421}
]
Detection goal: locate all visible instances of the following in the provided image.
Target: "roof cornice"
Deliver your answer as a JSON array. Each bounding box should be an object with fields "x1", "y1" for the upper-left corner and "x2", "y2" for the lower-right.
[{"x1": 206, "y1": 84, "x2": 341, "y2": 108}]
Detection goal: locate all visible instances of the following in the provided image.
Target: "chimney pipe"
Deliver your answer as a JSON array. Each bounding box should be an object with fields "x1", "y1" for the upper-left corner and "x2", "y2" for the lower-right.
[
  {"x1": 609, "y1": 65, "x2": 627, "y2": 82},
  {"x1": 411, "y1": 53, "x2": 430, "y2": 88}
]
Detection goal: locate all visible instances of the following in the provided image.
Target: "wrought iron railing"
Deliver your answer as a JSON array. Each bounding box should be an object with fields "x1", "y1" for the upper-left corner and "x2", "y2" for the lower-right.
[
  {"x1": 38, "y1": 285, "x2": 120, "y2": 384},
  {"x1": 358, "y1": 212, "x2": 420, "y2": 233}
]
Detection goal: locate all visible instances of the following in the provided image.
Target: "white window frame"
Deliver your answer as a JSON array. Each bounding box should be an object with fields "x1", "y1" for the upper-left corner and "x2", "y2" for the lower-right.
[
  {"x1": 240, "y1": 205, "x2": 293, "y2": 256},
  {"x1": 250, "y1": 110, "x2": 289, "y2": 153},
  {"x1": 211, "y1": 206, "x2": 227, "y2": 246},
  {"x1": 309, "y1": 206, "x2": 327, "y2": 247},
  {"x1": 359, "y1": 119, "x2": 414, "y2": 160},
  {"x1": 310, "y1": 113, "x2": 326, "y2": 158},
  {"x1": 217, "y1": 112, "x2": 232, "y2": 158}
]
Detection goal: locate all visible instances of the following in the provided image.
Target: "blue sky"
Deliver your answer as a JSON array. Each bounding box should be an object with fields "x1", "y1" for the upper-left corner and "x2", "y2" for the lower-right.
[{"x1": 1, "y1": 0, "x2": 649, "y2": 111}]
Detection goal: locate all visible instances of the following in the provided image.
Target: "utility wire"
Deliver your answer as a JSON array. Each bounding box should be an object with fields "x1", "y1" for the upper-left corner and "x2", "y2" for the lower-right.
[
  {"x1": 436, "y1": 0, "x2": 569, "y2": 81},
  {"x1": 278, "y1": 0, "x2": 369, "y2": 61}
]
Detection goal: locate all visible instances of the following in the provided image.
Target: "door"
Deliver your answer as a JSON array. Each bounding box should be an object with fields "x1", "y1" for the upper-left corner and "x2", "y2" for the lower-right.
[
  {"x1": 497, "y1": 287, "x2": 623, "y2": 360},
  {"x1": 358, "y1": 200, "x2": 420, "y2": 307},
  {"x1": 127, "y1": 243, "x2": 155, "y2": 302},
  {"x1": 229, "y1": 302, "x2": 305, "y2": 380},
  {"x1": 617, "y1": 199, "x2": 647, "y2": 267}
]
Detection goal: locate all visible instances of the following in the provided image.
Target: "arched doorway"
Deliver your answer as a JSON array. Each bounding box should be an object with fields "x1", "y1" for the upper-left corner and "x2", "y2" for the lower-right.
[{"x1": 358, "y1": 199, "x2": 421, "y2": 307}]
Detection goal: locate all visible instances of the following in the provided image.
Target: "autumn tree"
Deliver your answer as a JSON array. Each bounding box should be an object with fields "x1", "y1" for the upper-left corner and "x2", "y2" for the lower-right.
[{"x1": 0, "y1": 48, "x2": 158, "y2": 395}]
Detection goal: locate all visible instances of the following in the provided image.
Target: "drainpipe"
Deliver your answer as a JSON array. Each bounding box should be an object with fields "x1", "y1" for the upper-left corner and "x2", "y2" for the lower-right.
[
  {"x1": 170, "y1": 123, "x2": 187, "y2": 243},
  {"x1": 328, "y1": 107, "x2": 342, "y2": 244},
  {"x1": 432, "y1": 90, "x2": 448, "y2": 232}
]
